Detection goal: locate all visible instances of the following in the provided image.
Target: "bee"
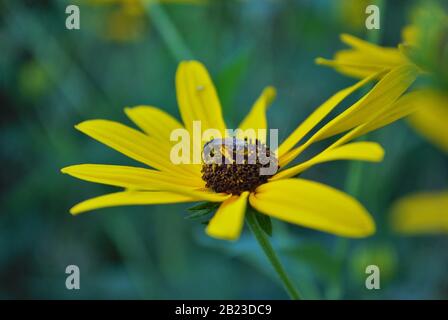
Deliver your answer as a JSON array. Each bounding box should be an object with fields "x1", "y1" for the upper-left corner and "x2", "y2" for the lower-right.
[
  {"x1": 202, "y1": 137, "x2": 256, "y2": 165},
  {"x1": 201, "y1": 137, "x2": 278, "y2": 194}
]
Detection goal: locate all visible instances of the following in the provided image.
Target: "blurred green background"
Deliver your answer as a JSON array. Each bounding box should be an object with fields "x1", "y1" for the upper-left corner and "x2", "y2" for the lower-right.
[{"x1": 1, "y1": 0, "x2": 447, "y2": 299}]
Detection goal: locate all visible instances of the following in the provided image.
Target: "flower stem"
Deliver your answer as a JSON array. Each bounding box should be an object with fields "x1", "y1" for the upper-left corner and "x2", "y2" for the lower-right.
[
  {"x1": 246, "y1": 209, "x2": 301, "y2": 300},
  {"x1": 145, "y1": 1, "x2": 194, "y2": 62}
]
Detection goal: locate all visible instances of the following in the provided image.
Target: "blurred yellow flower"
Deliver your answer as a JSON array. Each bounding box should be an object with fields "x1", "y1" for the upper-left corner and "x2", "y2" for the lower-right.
[
  {"x1": 87, "y1": 0, "x2": 205, "y2": 42},
  {"x1": 62, "y1": 60, "x2": 418, "y2": 241},
  {"x1": 407, "y1": 89, "x2": 448, "y2": 153},
  {"x1": 336, "y1": 0, "x2": 374, "y2": 31},
  {"x1": 315, "y1": 33, "x2": 410, "y2": 79},
  {"x1": 391, "y1": 191, "x2": 448, "y2": 235},
  {"x1": 317, "y1": 3, "x2": 448, "y2": 236},
  {"x1": 317, "y1": 7, "x2": 448, "y2": 152},
  {"x1": 317, "y1": 3, "x2": 448, "y2": 79}
]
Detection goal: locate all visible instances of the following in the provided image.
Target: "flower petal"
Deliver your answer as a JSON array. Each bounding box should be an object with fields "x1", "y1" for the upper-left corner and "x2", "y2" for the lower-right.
[
  {"x1": 275, "y1": 142, "x2": 384, "y2": 179},
  {"x1": 75, "y1": 119, "x2": 200, "y2": 177},
  {"x1": 316, "y1": 57, "x2": 386, "y2": 79},
  {"x1": 407, "y1": 90, "x2": 448, "y2": 153},
  {"x1": 325, "y1": 90, "x2": 425, "y2": 151},
  {"x1": 124, "y1": 106, "x2": 206, "y2": 174},
  {"x1": 391, "y1": 191, "x2": 448, "y2": 234},
  {"x1": 176, "y1": 60, "x2": 226, "y2": 134},
  {"x1": 206, "y1": 192, "x2": 249, "y2": 241},
  {"x1": 62, "y1": 164, "x2": 228, "y2": 203},
  {"x1": 69, "y1": 191, "x2": 200, "y2": 215},
  {"x1": 314, "y1": 64, "x2": 418, "y2": 141},
  {"x1": 316, "y1": 34, "x2": 409, "y2": 79},
  {"x1": 238, "y1": 86, "x2": 276, "y2": 143},
  {"x1": 339, "y1": 34, "x2": 405, "y2": 65},
  {"x1": 278, "y1": 71, "x2": 381, "y2": 157},
  {"x1": 61, "y1": 164, "x2": 204, "y2": 189},
  {"x1": 279, "y1": 64, "x2": 418, "y2": 167},
  {"x1": 250, "y1": 179, "x2": 375, "y2": 237},
  {"x1": 124, "y1": 105, "x2": 184, "y2": 141}
]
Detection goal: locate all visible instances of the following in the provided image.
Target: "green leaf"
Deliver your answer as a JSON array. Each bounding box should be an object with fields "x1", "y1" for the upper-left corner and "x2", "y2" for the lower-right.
[
  {"x1": 187, "y1": 202, "x2": 220, "y2": 212},
  {"x1": 184, "y1": 210, "x2": 213, "y2": 220},
  {"x1": 185, "y1": 202, "x2": 220, "y2": 220},
  {"x1": 255, "y1": 211, "x2": 272, "y2": 236}
]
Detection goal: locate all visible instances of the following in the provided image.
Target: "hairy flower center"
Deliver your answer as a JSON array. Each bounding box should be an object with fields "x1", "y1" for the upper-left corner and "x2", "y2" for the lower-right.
[{"x1": 201, "y1": 138, "x2": 278, "y2": 195}]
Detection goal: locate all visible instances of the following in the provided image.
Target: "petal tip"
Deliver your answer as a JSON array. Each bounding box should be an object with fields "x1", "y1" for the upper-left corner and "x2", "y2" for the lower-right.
[
  {"x1": 339, "y1": 33, "x2": 348, "y2": 41},
  {"x1": 371, "y1": 143, "x2": 386, "y2": 161},
  {"x1": 60, "y1": 164, "x2": 80, "y2": 175},
  {"x1": 378, "y1": 148, "x2": 385, "y2": 161},
  {"x1": 358, "y1": 214, "x2": 376, "y2": 237},
  {"x1": 315, "y1": 57, "x2": 325, "y2": 65},
  {"x1": 262, "y1": 86, "x2": 277, "y2": 105},
  {"x1": 340, "y1": 33, "x2": 354, "y2": 43},
  {"x1": 74, "y1": 120, "x2": 95, "y2": 132},
  {"x1": 205, "y1": 226, "x2": 239, "y2": 241},
  {"x1": 69, "y1": 205, "x2": 81, "y2": 215},
  {"x1": 365, "y1": 221, "x2": 376, "y2": 236}
]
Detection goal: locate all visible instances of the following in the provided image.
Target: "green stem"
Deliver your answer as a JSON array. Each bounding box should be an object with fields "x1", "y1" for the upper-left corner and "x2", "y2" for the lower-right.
[
  {"x1": 344, "y1": 150, "x2": 366, "y2": 197},
  {"x1": 146, "y1": 1, "x2": 194, "y2": 62},
  {"x1": 246, "y1": 209, "x2": 301, "y2": 300}
]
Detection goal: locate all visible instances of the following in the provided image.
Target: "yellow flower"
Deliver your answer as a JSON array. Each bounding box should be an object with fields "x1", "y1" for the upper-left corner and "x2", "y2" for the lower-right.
[
  {"x1": 316, "y1": 5, "x2": 448, "y2": 236},
  {"x1": 315, "y1": 8, "x2": 448, "y2": 155},
  {"x1": 316, "y1": 4, "x2": 448, "y2": 80},
  {"x1": 62, "y1": 61, "x2": 418, "y2": 241},
  {"x1": 407, "y1": 89, "x2": 448, "y2": 153},
  {"x1": 391, "y1": 191, "x2": 448, "y2": 235}
]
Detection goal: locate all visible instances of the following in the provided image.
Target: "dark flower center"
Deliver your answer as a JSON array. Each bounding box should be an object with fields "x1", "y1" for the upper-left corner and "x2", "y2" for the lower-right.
[{"x1": 201, "y1": 137, "x2": 278, "y2": 195}]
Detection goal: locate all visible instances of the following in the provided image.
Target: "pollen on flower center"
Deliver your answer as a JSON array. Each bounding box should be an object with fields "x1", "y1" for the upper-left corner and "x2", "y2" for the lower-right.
[{"x1": 201, "y1": 137, "x2": 278, "y2": 195}]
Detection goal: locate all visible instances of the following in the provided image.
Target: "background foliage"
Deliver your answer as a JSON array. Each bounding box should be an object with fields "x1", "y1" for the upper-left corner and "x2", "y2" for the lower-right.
[{"x1": 1, "y1": 0, "x2": 447, "y2": 299}]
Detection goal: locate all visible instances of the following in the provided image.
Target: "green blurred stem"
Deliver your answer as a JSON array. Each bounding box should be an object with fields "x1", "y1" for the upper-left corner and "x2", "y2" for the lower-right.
[
  {"x1": 246, "y1": 209, "x2": 301, "y2": 300},
  {"x1": 146, "y1": 2, "x2": 193, "y2": 61}
]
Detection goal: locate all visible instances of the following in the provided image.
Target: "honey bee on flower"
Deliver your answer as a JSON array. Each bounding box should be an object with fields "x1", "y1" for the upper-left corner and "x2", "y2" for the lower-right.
[{"x1": 62, "y1": 60, "x2": 418, "y2": 241}]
